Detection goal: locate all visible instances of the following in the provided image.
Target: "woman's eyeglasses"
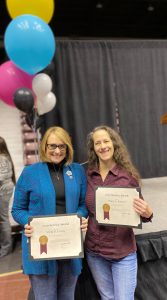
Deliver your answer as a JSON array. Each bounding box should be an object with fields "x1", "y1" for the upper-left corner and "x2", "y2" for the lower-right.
[{"x1": 47, "y1": 144, "x2": 67, "y2": 151}]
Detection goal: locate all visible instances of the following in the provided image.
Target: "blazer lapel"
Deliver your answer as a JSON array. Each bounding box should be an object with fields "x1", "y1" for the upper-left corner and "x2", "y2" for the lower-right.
[
  {"x1": 39, "y1": 163, "x2": 56, "y2": 215},
  {"x1": 63, "y1": 165, "x2": 76, "y2": 213}
]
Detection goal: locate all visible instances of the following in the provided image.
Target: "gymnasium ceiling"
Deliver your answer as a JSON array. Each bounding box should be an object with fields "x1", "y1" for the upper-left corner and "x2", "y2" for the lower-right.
[{"x1": 1, "y1": 0, "x2": 167, "y2": 39}]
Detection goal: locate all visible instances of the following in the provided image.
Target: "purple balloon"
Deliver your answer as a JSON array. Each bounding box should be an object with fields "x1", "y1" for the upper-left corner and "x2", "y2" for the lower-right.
[{"x1": 0, "y1": 60, "x2": 34, "y2": 107}]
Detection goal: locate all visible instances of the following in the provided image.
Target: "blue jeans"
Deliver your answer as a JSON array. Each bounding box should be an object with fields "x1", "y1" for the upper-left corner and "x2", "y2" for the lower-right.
[
  {"x1": 29, "y1": 260, "x2": 78, "y2": 300},
  {"x1": 86, "y1": 251, "x2": 137, "y2": 300}
]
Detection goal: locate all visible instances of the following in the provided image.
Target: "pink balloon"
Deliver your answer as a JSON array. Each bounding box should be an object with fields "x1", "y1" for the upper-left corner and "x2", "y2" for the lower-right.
[{"x1": 0, "y1": 60, "x2": 34, "y2": 107}]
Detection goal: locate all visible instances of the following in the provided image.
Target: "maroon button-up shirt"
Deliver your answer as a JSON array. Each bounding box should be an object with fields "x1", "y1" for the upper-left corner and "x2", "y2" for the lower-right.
[{"x1": 85, "y1": 165, "x2": 139, "y2": 259}]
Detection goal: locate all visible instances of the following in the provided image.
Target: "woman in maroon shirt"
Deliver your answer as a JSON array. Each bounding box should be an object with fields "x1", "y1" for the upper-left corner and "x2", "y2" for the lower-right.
[{"x1": 85, "y1": 125, "x2": 153, "y2": 300}]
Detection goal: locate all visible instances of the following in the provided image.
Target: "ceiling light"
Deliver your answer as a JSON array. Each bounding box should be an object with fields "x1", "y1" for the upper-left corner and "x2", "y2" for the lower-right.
[{"x1": 96, "y1": 1, "x2": 103, "y2": 9}]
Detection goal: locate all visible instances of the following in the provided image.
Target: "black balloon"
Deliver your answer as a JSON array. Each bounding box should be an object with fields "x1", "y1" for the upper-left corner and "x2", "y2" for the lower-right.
[{"x1": 13, "y1": 87, "x2": 34, "y2": 113}]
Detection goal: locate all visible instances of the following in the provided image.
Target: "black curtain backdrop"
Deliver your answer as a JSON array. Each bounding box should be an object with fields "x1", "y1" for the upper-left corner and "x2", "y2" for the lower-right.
[
  {"x1": 42, "y1": 39, "x2": 167, "y2": 178},
  {"x1": 111, "y1": 40, "x2": 167, "y2": 178},
  {"x1": 42, "y1": 39, "x2": 117, "y2": 164}
]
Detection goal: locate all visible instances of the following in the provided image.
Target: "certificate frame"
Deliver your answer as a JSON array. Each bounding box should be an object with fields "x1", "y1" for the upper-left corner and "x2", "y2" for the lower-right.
[
  {"x1": 28, "y1": 214, "x2": 84, "y2": 261},
  {"x1": 95, "y1": 186, "x2": 142, "y2": 229}
]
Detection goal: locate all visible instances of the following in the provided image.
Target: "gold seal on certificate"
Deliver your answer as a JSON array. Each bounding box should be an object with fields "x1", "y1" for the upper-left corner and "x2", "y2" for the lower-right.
[
  {"x1": 95, "y1": 186, "x2": 142, "y2": 228},
  {"x1": 103, "y1": 203, "x2": 110, "y2": 220},
  {"x1": 39, "y1": 235, "x2": 48, "y2": 254},
  {"x1": 28, "y1": 214, "x2": 84, "y2": 260}
]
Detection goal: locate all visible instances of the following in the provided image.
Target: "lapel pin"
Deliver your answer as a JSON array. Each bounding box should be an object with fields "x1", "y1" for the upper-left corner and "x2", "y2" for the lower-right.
[{"x1": 66, "y1": 170, "x2": 73, "y2": 179}]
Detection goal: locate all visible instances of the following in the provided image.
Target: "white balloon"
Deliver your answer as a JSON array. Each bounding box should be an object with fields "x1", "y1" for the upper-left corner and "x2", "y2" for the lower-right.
[
  {"x1": 32, "y1": 73, "x2": 52, "y2": 96},
  {"x1": 37, "y1": 92, "x2": 56, "y2": 115}
]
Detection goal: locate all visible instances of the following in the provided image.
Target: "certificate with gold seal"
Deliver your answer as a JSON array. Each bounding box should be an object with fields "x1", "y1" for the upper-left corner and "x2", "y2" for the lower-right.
[
  {"x1": 28, "y1": 214, "x2": 84, "y2": 260},
  {"x1": 95, "y1": 186, "x2": 142, "y2": 228}
]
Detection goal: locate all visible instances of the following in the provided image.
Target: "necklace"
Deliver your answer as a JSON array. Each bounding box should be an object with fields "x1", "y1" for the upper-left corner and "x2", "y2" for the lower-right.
[{"x1": 53, "y1": 164, "x2": 61, "y2": 180}]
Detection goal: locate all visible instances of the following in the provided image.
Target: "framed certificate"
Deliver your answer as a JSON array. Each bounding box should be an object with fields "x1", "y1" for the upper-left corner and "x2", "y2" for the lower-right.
[
  {"x1": 95, "y1": 186, "x2": 142, "y2": 228},
  {"x1": 28, "y1": 214, "x2": 84, "y2": 260}
]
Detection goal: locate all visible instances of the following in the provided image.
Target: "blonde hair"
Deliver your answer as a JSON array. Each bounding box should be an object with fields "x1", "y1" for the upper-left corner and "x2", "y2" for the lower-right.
[
  {"x1": 87, "y1": 125, "x2": 141, "y2": 183},
  {"x1": 40, "y1": 126, "x2": 73, "y2": 165}
]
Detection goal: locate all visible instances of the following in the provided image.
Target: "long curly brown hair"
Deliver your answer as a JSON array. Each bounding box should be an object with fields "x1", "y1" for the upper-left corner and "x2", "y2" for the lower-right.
[
  {"x1": 87, "y1": 125, "x2": 141, "y2": 183},
  {"x1": 0, "y1": 137, "x2": 16, "y2": 184}
]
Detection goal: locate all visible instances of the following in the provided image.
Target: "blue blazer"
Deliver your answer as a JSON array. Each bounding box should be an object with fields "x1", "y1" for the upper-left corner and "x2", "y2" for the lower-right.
[{"x1": 12, "y1": 162, "x2": 88, "y2": 276}]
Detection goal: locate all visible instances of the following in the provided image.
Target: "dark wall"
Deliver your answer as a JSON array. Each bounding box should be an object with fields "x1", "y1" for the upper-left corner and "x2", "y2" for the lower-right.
[{"x1": 1, "y1": 0, "x2": 167, "y2": 39}]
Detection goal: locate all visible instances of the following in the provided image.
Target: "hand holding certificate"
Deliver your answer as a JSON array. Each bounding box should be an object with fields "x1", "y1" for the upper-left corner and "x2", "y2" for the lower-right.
[
  {"x1": 95, "y1": 186, "x2": 142, "y2": 228},
  {"x1": 29, "y1": 214, "x2": 84, "y2": 260}
]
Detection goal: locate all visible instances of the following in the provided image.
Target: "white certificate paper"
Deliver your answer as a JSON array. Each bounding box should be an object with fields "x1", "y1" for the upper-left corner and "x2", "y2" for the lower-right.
[
  {"x1": 29, "y1": 214, "x2": 84, "y2": 260},
  {"x1": 95, "y1": 186, "x2": 142, "y2": 228}
]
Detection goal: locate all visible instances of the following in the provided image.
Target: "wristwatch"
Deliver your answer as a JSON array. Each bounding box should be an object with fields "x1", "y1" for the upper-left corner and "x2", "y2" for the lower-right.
[{"x1": 147, "y1": 213, "x2": 153, "y2": 222}]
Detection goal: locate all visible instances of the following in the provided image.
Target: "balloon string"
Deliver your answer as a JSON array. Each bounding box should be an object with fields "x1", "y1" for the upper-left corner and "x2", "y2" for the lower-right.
[{"x1": 32, "y1": 109, "x2": 40, "y2": 162}]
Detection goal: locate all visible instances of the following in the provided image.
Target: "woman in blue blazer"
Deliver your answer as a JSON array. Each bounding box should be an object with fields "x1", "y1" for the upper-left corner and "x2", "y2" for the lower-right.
[{"x1": 12, "y1": 126, "x2": 88, "y2": 300}]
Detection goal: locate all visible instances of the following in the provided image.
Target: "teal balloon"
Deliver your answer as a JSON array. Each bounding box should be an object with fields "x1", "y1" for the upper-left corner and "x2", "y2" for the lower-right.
[{"x1": 4, "y1": 14, "x2": 56, "y2": 75}]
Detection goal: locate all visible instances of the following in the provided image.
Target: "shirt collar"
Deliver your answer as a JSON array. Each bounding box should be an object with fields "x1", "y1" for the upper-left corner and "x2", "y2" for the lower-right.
[{"x1": 88, "y1": 164, "x2": 120, "y2": 176}]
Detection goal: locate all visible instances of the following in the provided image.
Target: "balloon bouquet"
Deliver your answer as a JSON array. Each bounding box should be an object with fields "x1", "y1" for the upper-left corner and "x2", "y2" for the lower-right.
[{"x1": 0, "y1": 0, "x2": 56, "y2": 133}]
